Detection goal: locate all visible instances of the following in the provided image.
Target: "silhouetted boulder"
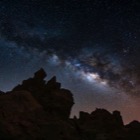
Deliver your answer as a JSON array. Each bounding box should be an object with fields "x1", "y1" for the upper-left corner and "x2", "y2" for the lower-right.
[
  {"x1": 78, "y1": 109, "x2": 123, "y2": 133},
  {"x1": 34, "y1": 68, "x2": 47, "y2": 79},
  {"x1": 12, "y1": 68, "x2": 46, "y2": 92},
  {"x1": 113, "y1": 110, "x2": 124, "y2": 127},
  {"x1": 75, "y1": 108, "x2": 125, "y2": 140},
  {"x1": 122, "y1": 121, "x2": 140, "y2": 140},
  {"x1": 46, "y1": 76, "x2": 61, "y2": 90},
  {"x1": 126, "y1": 120, "x2": 140, "y2": 129}
]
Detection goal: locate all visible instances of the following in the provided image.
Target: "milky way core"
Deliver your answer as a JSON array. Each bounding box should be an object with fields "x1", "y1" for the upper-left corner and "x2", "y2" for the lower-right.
[{"x1": 0, "y1": 0, "x2": 140, "y2": 124}]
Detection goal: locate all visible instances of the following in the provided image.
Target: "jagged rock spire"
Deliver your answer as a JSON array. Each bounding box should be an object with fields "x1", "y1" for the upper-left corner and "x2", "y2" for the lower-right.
[{"x1": 34, "y1": 68, "x2": 47, "y2": 79}]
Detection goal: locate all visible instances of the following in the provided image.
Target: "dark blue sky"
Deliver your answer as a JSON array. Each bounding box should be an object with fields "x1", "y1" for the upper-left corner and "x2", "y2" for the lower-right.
[{"x1": 0, "y1": 0, "x2": 140, "y2": 123}]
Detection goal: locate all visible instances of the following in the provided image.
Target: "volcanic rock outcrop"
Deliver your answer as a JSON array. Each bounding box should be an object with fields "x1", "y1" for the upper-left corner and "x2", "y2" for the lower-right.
[
  {"x1": 12, "y1": 68, "x2": 74, "y2": 120},
  {"x1": 0, "y1": 69, "x2": 139, "y2": 140}
]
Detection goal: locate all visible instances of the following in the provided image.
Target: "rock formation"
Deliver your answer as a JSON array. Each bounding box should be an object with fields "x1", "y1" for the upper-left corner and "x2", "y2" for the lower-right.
[
  {"x1": 0, "y1": 68, "x2": 139, "y2": 140},
  {"x1": 12, "y1": 68, "x2": 74, "y2": 120}
]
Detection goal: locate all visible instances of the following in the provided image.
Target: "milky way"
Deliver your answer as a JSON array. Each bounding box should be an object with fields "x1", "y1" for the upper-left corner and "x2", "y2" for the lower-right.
[{"x1": 0, "y1": 0, "x2": 140, "y2": 123}]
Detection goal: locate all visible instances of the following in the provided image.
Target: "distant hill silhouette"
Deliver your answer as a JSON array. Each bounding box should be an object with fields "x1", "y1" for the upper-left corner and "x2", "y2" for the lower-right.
[{"x1": 0, "y1": 68, "x2": 139, "y2": 140}]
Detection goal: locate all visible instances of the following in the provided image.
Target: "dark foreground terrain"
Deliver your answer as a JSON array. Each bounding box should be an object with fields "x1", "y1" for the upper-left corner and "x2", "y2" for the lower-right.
[{"x1": 0, "y1": 69, "x2": 140, "y2": 140}]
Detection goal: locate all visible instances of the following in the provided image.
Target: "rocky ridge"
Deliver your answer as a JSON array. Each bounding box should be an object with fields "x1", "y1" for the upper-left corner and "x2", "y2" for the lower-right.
[{"x1": 0, "y1": 68, "x2": 139, "y2": 140}]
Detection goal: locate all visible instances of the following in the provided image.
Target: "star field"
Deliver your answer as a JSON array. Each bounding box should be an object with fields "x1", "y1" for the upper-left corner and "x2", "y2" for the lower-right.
[{"x1": 0, "y1": 0, "x2": 140, "y2": 123}]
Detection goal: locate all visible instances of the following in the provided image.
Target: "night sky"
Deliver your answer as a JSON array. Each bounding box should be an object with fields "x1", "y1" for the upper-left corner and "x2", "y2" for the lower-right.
[{"x1": 0, "y1": 0, "x2": 140, "y2": 123}]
